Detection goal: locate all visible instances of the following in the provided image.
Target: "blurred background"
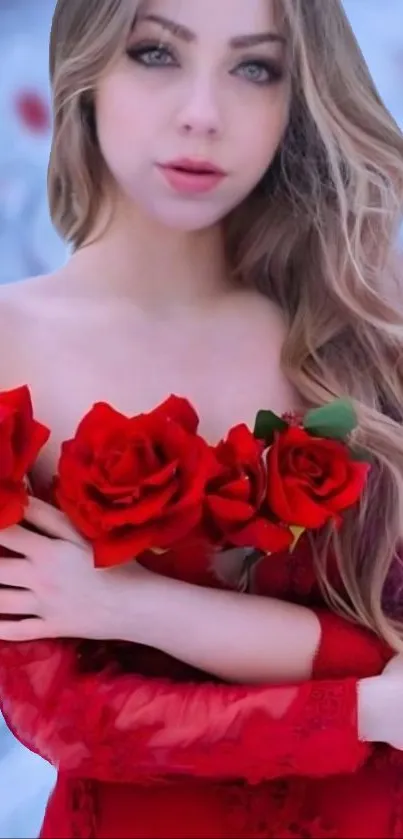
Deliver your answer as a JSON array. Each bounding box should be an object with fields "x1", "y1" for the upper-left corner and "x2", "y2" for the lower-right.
[{"x1": 0, "y1": 0, "x2": 403, "y2": 836}]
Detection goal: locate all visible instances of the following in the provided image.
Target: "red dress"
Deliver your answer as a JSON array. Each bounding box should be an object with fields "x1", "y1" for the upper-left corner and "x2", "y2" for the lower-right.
[{"x1": 0, "y1": 539, "x2": 401, "y2": 839}]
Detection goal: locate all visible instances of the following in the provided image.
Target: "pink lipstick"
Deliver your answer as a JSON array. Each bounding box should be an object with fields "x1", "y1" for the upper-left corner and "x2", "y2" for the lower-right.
[{"x1": 157, "y1": 158, "x2": 227, "y2": 195}]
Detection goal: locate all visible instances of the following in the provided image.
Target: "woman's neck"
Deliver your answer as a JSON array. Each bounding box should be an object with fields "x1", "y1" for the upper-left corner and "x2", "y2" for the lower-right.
[{"x1": 65, "y1": 201, "x2": 233, "y2": 310}]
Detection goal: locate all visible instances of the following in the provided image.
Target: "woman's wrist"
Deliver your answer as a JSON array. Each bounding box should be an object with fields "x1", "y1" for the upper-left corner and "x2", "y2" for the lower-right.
[
  {"x1": 123, "y1": 571, "x2": 184, "y2": 648},
  {"x1": 358, "y1": 674, "x2": 390, "y2": 743},
  {"x1": 96, "y1": 563, "x2": 163, "y2": 644}
]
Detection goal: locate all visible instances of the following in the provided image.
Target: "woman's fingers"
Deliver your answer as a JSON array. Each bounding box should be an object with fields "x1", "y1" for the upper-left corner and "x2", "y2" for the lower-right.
[
  {"x1": 0, "y1": 558, "x2": 32, "y2": 588},
  {"x1": 0, "y1": 617, "x2": 50, "y2": 641},
  {"x1": 0, "y1": 524, "x2": 51, "y2": 558},
  {"x1": 24, "y1": 497, "x2": 87, "y2": 547},
  {"x1": 0, "y1": 587, "x2": 37, "y2": 616}
]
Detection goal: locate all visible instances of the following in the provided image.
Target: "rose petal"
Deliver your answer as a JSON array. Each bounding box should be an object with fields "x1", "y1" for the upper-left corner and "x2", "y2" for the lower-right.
[
  {"x1": 224, "y1": 424, "x2": 264, "y2": 465},
  {"x1": 279, "y1": 480, "x2": 333, "y2": 528},
  {"x1": 14, "y1": 420, "x2": 50, "y2": 479},
  {"x1": 230, "y1": 518, "x2": 293, "y2": 553},
  {"x1": 140, "y1": 459, "x2": 179, "y2": 490},
  {"x1": 0, "y1": 485, "x2": 28, "y2": 528},
  {"x1": 326, "y1": 461, "x2": 370, "y2": 512},
  {"x1": 102, "y1": 482, "x2": 178, "y2": 528},
  {"x1": 213, "y1": 474, "x2": 253, "y2": 503},
  {"x1": 266, "y1": 435, "x2": 295, "y2": 522},
  {"x1": 145, "y1": 394, "x2": 200, "y2": 435},
  {"x1": 206, "y1": 495, "x2": 255, "y2": 525},
  {"x1": 93, "y1": 506, "x2": 202, "y2": 567}
]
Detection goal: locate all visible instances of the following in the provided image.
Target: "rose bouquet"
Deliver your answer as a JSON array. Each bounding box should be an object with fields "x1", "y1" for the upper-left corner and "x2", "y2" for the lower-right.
[
  {"x1": 0, "y1": 388, "x2": 370, "y2": 581},
  {"x1": 201, "y1": 401, "x2": 370, "y2": 587}
]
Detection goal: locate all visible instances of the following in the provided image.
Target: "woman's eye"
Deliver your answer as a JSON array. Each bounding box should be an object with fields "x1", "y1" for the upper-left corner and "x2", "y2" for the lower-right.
[
  {"x1": 234, "y1": 60, "x2": 283, "y2": 85},
  {"x1": 127, "y1": 45, "x2": 177, "y2": 68}
]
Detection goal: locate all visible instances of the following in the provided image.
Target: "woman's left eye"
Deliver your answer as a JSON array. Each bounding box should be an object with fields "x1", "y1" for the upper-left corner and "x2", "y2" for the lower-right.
[{"x1": 233, "y1": 60, "x2": 283, "y2": 85}]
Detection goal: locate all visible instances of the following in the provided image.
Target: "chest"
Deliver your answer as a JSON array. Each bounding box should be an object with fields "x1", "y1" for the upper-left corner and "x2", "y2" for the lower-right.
[{"x1": 21, "y1": 309, "x2": 297, "y2": 485}]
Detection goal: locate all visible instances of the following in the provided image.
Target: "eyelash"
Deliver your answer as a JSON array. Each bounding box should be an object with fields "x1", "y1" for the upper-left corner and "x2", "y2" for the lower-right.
[{"x1": 126, "y1": 43, "x2": 284, "y2": 86}]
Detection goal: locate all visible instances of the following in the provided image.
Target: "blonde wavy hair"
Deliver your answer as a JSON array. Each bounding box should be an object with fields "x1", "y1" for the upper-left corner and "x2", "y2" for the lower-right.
[{"x1": 49, "y1": 0, "x2": 403, "y2": 649}]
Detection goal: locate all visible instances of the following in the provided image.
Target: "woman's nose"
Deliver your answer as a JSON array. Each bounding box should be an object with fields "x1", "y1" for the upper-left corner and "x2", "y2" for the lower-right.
[{"x1": 176, "y1": 77, "x2": 223, "y2": 139}]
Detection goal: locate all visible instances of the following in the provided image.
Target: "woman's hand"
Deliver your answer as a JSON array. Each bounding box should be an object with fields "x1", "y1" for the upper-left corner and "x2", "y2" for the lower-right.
[
  {"x1": 0, "y1": 497, "x2": 151, "y2": 642},
  {"x1": 358, "y1": 653, "x2": 403, "y2": 749}
]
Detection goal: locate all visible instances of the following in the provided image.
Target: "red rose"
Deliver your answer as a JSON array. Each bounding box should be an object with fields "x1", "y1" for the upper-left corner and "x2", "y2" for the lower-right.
[
  {"x1": 55, "y1": 395, "x2": 215, "y2": 567},
  {"x1": 205, "y1": 424, "x2": 292, "y2": 552},
  {"x1": 266, "y1": 425, "x2": 370, "y2": 529},
  {"x1": 0, "y1": 386, "x2": 50, "y2": 528}
]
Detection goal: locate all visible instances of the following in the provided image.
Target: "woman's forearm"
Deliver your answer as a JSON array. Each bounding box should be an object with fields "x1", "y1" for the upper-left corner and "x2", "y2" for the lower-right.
[{"x1": 122, "y1": 573, "x2": 321, "y2": 684}]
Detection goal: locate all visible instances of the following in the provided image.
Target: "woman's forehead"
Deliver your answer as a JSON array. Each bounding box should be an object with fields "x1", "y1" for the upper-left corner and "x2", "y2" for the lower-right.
[{"x1": 134, "y1": 0, "x2": 283, "y2": 41}]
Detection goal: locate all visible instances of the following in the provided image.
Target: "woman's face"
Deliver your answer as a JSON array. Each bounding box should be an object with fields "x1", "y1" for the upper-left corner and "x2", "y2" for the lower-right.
[{"x1": 95, "y1": 0, "x2": 291, "y2": 231}]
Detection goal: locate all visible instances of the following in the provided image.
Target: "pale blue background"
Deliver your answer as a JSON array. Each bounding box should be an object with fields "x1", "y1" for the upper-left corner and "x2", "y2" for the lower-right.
[{"x1": 0, "y1": 1, "x2": 403, "y2": 836}]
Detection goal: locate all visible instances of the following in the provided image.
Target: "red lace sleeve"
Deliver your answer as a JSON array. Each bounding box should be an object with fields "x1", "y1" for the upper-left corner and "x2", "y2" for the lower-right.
[
  {"x1": 0, "y1": 636, "x2": 371, "y2": 784},
  {"x1": 312, "y1": 610, "x2": 392, "y2": 678}
]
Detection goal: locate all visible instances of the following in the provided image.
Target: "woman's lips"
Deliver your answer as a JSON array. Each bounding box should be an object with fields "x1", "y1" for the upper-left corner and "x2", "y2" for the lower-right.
[{"x1": 156, "y1": 160, "x2": 227, "y2": 195}]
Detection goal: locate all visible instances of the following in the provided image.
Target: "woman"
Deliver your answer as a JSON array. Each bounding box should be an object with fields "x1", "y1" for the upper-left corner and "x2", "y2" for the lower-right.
[{"x1": 0, "y1": 0, "x2": 403, "y2": 836}]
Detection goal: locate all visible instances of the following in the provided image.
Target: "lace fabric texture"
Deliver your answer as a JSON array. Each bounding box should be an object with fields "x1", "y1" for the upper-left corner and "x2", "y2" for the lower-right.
[
  {"x1": 0, "y1": 636, "x2": 370, "y2": 781},
  {"x1": 0, "y1": 542, "x2": 400, "y2": 838}
]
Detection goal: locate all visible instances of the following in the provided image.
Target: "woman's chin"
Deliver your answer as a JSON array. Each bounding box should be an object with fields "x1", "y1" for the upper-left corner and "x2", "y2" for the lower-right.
[{"x1": 143, "y1": 199, "x2": 231, "y2": 233}]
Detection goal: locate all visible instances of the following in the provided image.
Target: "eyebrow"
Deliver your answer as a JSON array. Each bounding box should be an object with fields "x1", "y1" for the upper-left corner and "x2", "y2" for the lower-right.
[{"x1": 136, "y1": 14, "x2": 286, "y2": 48}]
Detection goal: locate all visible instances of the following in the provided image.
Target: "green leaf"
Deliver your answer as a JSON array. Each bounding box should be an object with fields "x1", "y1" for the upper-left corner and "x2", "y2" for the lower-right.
[
  {"x1": 350, "y1": 446, "x2": 374, "y2": 464},
  {"x1": 254, "y1": 410, "x2": 289, "y2": 441},
  {"x1": 303, "y1": 399, "x2": 357, "y2": 442}
]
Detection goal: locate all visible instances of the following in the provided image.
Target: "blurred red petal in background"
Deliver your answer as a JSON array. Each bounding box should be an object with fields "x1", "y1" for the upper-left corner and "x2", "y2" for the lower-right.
[{"x1": 14, "y1": 90, "x2": 50, "y2": 134}]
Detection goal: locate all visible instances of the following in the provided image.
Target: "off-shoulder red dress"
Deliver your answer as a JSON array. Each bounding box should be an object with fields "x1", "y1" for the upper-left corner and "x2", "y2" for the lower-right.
[{"x1": 0, "y1": 538, "x2": 401, "y2": 839}]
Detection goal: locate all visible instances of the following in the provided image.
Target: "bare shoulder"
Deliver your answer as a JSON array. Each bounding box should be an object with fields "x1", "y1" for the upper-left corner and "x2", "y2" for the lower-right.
[
  {"x1": 0, "y1": 272, "x2": 64, "y2": 389},
  {"x1": 0, "y1": 271, "x2": 66, "y2": 310}
]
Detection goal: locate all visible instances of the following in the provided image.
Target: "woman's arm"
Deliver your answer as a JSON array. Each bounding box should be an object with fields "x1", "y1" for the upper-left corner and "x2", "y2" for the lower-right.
[
  {"x1": 0, "y1": 636, "x2": 371, "y2": 782},
  {"x1": 0, "y1": 542, "x2": 394, "y2": 785},
  {"x1": 1, "y1": 635, "x2": 401, "y2": 784},
  {"x1": 0, "y1": 519, "x2": 395, "y2": 785},
  {"x1": 0, "y1": 513, "x2": 391, "y2": 688},
  {"x1": 119, "y1": 570, "x2": 390, "y2": 684},
  {"x1": 124, "y1": 570, "x2": 321, "y2": 683}
]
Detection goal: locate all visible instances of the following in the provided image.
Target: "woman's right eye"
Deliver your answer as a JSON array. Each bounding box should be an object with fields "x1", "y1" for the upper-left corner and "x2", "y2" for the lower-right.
[{"x1": 126, "y1": 44, "x2": 178, "y2": 68}]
